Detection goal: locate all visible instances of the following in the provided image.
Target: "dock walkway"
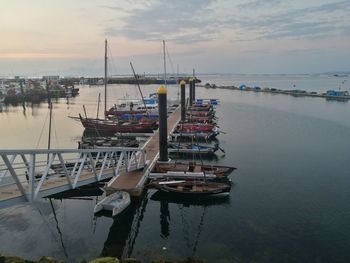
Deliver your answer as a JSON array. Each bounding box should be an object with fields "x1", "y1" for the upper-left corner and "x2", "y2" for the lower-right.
[{"x1": 106, "y1": 105, "x2": 181, "y2": 195}]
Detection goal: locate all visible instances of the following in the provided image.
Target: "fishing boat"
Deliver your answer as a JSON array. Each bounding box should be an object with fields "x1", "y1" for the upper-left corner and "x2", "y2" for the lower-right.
[
  {"x1": 79, "y1": 114, "x2": 157, "y2": 133},
  {"x1": 187, "y1": 104, "x2": 214, "y2": 111},
  {"x1": 168, "y1": 142, "x2": 222, "y2": 156},
  {"x1": 118, "y1": 113, "x2": 159, "y2": 121},
  {"x1": 106, "y1": 97, "x2": 158, "y2": 117},
  {"x1": 176, "y1": 123, "x2": 219, "y2": 133},
  {"x1": 170, "y1": 130, "x2": 220, "y2": 141},
  {"x1": 185, "y1": 116, "x2": 217, "y2": 124},
  {"x1": 148, "y1": 179, "x2": 231, "y2": 196},
  {"x1": 152, "y1": 162, "x2": 236, "y2": 177},
  {"x1": 78, "y1": 136, "x2": 139, "y2": 149},
  {"x1": 194, "y1": 98, "x2": 220, "y2": 106},
  {"x1": 94, "y1": 191, "x2": 131, "y2": 217},
  {"x1": 186, "y1": 110, "x2": 215, "y2": 117}
]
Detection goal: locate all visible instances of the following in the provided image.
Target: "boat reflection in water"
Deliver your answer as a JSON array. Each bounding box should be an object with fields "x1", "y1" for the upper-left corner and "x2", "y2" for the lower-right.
[
  {"x1": 97, "y1": 193, "x2": 148, "y2": 259},
  {"x1": 150, "y1": 190, "x2": 231, "y2": 256}
]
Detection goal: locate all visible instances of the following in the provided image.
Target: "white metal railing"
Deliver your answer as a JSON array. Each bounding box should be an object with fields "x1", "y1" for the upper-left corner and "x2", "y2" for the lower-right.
[{"x1": 0, "y1": 147, "x2": 147, "y2": 202}]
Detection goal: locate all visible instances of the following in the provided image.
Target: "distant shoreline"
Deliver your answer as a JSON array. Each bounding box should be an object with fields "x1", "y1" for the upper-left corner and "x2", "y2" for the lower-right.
[{"x1": 200, "y1": 83, "x2": 350, "y2": 101}]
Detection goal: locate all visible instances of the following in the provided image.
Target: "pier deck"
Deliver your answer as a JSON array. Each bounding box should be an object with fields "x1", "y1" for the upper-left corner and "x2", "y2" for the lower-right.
[
  {"x1": 106, "y1": 105, "x2": 181, "y2": 195},
  {"x1": 0, "y1": 106, "x2": 181, "y2": 207}
]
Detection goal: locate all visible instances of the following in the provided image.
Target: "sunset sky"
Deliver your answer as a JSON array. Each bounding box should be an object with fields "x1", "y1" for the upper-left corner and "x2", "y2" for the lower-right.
[{"x1": 0, "y1": 0, "x2": 349, "y2": 76}]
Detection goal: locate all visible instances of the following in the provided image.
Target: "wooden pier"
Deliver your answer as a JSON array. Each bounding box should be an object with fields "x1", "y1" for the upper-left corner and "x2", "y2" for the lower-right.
[{"x1": 106, "y1": 105, "x2": 181, "y2": 196}]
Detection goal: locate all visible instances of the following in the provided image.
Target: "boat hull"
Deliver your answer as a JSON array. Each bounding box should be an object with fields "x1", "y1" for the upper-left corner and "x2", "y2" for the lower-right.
[{"x1": 150, "y1": 180, "x2": 231, "y2": 196}]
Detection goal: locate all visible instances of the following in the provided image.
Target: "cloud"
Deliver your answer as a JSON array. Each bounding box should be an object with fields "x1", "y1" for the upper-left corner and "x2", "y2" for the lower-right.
[
  {"x1": 104, "y1": 0, "x2": 350, "y2": 43},
  {"x1": 237, "y1": 0, "x2": 283, "y2": 9},
  {"x1": 104, "y1": 0, "x2": 218, "y2": 43},
  {"x1": 235, "y1": 1, "x2": 350, "y2": 40}
]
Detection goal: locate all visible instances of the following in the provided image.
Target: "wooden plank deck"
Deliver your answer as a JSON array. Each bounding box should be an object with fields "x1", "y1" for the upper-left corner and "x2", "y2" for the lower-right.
[{"x1": 107, "y1": 105, "x2": 181, "y2": 195}]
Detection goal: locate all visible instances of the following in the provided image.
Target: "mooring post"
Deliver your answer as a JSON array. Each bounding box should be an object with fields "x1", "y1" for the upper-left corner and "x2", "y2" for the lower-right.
[
  {"x1": 189, "y1": 78, "x2": 193, "y2": 106},
  {"x1": 193, "y1": 77, "x2": 196, "y2": 102},
  {"x1": 180, "y1": 80, "x2": 186, "y2": 122},
  {"x1": 157, "y1": 85, "x2": 168, "y2": 162}
]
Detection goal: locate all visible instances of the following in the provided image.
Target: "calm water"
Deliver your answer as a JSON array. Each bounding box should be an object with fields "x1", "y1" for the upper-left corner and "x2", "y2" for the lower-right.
[{"x1": 1, "y1": 75, "x2": 350, "y2": 262}]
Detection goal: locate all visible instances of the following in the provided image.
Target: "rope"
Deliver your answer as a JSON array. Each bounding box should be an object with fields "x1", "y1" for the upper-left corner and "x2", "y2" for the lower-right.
[
  {"x1": 52, "y1": 115, "x2": 60, "y2": 148},
  {"x1": 107, "y1": 45, "x2": 118, "y2": 77}
]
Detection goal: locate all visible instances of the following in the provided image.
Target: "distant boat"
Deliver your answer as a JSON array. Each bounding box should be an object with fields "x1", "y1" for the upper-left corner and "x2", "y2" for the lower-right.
[
  {"x1": 94, "y1": 191, "x2": 131, "y2": 217},
  {"x1": 326, "y1": 90, "x2": 349, "y2": 97},
  {"x1": 0, "y1": 92, "x2": 4, "y2": 103}
]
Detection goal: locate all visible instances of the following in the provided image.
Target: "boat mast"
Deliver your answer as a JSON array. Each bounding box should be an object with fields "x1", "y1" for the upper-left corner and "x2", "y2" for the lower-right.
[
  {"x1": 46, "y1": 80, "x2": 52, "y2": 151},
  {"x1": 104, "y1": 39, "x2": 108, "y2": 120},
  {"x1": 177, "y1": 64, "x2": 180, "y2": 100},
  {"x1": 163, "y1": 40, "x2": 167, "y2": 87}
]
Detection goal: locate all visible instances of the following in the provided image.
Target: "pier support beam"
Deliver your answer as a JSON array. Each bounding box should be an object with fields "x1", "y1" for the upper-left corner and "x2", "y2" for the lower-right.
[
  {"x1": 157, "y1": 86, "x2": 169, "y2": 162},
  {"x1": 180, "y1": 80, "x2": 186, "y2": 122}
]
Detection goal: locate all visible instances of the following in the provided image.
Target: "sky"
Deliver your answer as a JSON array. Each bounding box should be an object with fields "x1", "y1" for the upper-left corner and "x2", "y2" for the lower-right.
[{"x1": 0, "y1": 0, "x2": 349, "y2": 76}]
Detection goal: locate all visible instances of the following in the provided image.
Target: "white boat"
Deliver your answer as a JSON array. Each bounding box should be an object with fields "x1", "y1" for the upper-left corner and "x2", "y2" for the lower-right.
[{"x1": 94, "y1": 191, "x2": 131, "y2": 217}]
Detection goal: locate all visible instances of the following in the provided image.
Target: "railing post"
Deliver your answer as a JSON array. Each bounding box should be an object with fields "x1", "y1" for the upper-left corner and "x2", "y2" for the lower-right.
[{"x1": 28, "y1": 154, "x2": 36, "y2": 201}]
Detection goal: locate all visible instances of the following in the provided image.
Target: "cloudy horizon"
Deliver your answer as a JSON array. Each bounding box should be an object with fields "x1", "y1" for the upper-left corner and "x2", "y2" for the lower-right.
[{"x1": 0, "y1": 0, "x2": 349, "y2": 77}]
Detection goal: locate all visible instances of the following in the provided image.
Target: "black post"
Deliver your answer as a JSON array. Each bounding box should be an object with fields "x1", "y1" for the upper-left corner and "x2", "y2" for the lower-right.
[
  {"x1": 193, "y1": 78, "x2": 196, "y2": 102},
  {"x1": 158, "y1": 85, "x2": 168, "y2": 162},
  {"x1": 189, "y1": 78, "x2": 193, "y2": 106},
  {"x1": 180, "y1": 80, "x2": 186, "y2": 122}
]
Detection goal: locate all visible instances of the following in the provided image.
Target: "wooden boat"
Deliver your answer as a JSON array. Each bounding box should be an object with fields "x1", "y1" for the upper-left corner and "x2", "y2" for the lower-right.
[
  {"x1": 187, "y1": 104, "x2": 214, "y2": 111},
  {"x1": 170, "y1": 130, "x2": 220, "y2": 141},
  {"x1": 152, "y1": 162, "x2": 236, "y2": 177},
  {"x1": 185, "y1": 116, "x2": 217, "y2": 124},
  {"x1": 194, "y1": 98, "x2": 220, "y2": 106},
  {"x1": 105, "y1": 98, "x2": 158, "y2": 117},
  {"x1": 118, "y1": 113, "x2": 158, "y2": 120},
  {"x1": 79, "y1": 114, "x2": 157, "y2": 133},
  {"x1": 149, "y1": 179, "x2": 231, "y2": 196},
  {"x1": 94, "y1": 191, "x2": 131, "y2": 217},
  {"x1": 186, "y1": 110, "x2": 215, "y2": 117},
  {"x1": 168, "y1": 142, "x2": 220, "y2": 156},
  {"x1": 176, "y1": 123, "x2": 219, "y2": 133}
]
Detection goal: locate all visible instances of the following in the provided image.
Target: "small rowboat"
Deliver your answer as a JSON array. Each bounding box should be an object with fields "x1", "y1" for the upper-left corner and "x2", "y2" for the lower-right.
[
  {"x1": 94, "y1": 191, "x2": 131, "y2": 217},
  {"x1": 149, "y1": 180, "x2": 231, "y2": 196}
]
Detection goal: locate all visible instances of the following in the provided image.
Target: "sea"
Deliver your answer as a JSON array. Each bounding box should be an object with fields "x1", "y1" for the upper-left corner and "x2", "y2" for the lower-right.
[{"x1": 0, "y1": 74, "x2": 350, "y2": 263}]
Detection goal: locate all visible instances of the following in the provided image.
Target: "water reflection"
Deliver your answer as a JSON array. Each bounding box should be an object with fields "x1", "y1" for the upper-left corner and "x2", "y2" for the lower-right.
[
  {"x1": 48, "y1": 198, "x2": 68, "y2": 259},
  {"x1": 22, "y1": 102, "x2": 27, "y2": 117},
  {"x1": 98, "y1": 193, "x2": 148, "y2": 259},
  {"x1": 151, "y1": 191, "x2": 231, "y2": 257}
]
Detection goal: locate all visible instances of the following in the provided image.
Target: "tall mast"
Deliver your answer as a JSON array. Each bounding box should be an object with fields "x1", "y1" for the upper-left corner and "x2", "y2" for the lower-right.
[
  {"x1": 104, "y1": 39, "x2": 108, "y2": 119},
  {"x1": 163, "y1": 40, "x2": 167, "y2": 87}
]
